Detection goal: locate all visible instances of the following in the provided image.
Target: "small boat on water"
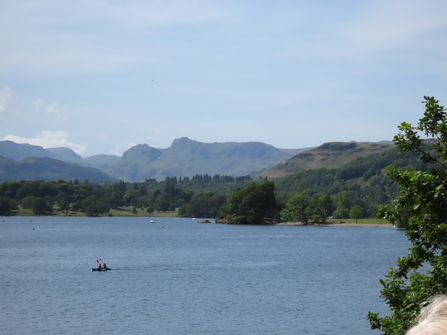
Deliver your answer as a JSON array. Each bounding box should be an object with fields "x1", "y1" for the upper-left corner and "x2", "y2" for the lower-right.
[{"x1": 92, "y1": 267, "x2": 112, "y2": 272}]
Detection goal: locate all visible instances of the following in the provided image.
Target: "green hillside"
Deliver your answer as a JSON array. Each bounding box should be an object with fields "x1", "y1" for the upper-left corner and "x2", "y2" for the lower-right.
[{"x1": 263, "y1": 141, "x2": 393, "y2": 179}]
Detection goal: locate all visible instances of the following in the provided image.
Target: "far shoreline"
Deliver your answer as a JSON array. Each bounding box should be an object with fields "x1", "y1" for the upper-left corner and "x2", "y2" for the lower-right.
[{"x1": 277, "y1": 221, "x2": 394, "y2": 227}]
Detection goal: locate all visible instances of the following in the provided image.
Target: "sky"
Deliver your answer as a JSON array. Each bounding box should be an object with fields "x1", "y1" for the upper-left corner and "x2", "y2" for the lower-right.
[{"x1": 1, "y1": 0, "x2": 446, "y2": 158}]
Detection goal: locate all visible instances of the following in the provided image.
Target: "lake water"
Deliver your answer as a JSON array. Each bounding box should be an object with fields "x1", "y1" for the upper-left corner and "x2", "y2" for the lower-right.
[{"x1": 0, "y1": 217, "x2": 409, "y2": 335}]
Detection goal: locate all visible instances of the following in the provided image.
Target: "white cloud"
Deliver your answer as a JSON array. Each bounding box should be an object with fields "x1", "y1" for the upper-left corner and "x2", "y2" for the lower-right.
[{"x1": 0, "y1": 131, "x2": 86, "y2": 156}]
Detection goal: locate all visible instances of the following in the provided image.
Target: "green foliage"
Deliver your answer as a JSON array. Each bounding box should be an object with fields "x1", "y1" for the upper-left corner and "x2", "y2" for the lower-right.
[
  {"x1": 281, "y1": 191, "x2": 332, "y2": 224},
  {"x1": 21, "y1": 196, "x2": 53, "y2": 214},
  {"x1": 0, "y1": 197, "x2": 16, "y2": 215},
  {"x1": 55, "y1": 192, "x2": 70, "y2": 212},
  {"x1": 367, "y1": 97, "x2": 447, "y2": 335},
  {"x1": 154, "y1": 193, "x2": 171, "y2": 212},
  {"x1": 333, "y1": 191, "x2": 352, "y2": 219},
  {"x1": 310, "y1": 193, "x2": 332, "y2": 222},
  {"x1": 217, "y1": 182, "x2": 278, "y2": 224},
  {"x1": 281, "y1": 190, "x2": 310, "y2": 224},
  {"x1": 273, "y1": 146, "x2": 429, "y2": 218},
  {"x1": 349, "y1": 205, "x2": 363, "y2": 223},
  {"x1": 175, "y1": 174, "x2": 253, "y2": 195},
  {"x1": 178, "y1": 191, "x2": 226, "y2": 218}
]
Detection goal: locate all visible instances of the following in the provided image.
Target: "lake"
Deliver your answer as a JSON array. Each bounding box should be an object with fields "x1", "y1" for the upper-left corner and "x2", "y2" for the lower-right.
[{"x1": 0, "y1": 217, "x2": 409, "y2": 334}]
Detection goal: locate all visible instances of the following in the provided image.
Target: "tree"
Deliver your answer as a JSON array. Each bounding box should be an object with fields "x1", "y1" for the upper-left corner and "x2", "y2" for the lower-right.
[
  {"x1": 349, "y1": 205, "x2": 363, "y2": 223},
  {"x1": 21, "y1": 196, "x2": 53, "y2": 214},
  {"x1": 179, "y1": 191, "x2": 226, "y2": 218},
  {"x1": 55, "y1": 193, "x2": 70, "y2": 212},
  {"x1": 280, "y1": 190, "x2": 310, "y2": 224},
  {"x1": 154, "y1": 193, "x2": 171, "y2": 212},
  {"x1": 109, "y1": 192, "x2": 122, "y2": 209},
  {"x1": 217, "y1": 182, "x2": 277, "y2": 224},
  {"x1": 332, "y1": 191, "x2": 351, "y2": 219},
  {"x1": 367, "y1": 97, "x2": 447, "y2": 334},
  {"x1": 309, "y1": 193, "x2": 332, "y2": 223},
  {"x1": 281, "y1": 191, "x2": 332, "y2": 224},
  {"x1": 0, "y1": 197, "x2": 15, "y2": 215}
]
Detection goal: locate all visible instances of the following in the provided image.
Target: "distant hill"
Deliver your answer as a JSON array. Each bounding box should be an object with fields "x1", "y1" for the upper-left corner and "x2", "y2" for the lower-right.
[
  {"x1": 105, "y1": 137, "x2": 293, "y2": 181},
  {"x1": 0, "y1": 141, "x2": 61, "y2": 161},
  {"x1": 0, "y1": 156, "x2": 116, "y2": 182},
  {"x1": 0, "y1": 141, "x2": 121, "y2": 171},
  {"x1": 263, "y1": 141, "x2": 394, "y2": 179}
]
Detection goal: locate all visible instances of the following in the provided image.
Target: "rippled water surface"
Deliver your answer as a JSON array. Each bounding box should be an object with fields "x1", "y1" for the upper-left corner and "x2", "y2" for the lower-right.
[{"x1": 0, "y1": 217, "x2": 409, "y2": 334}]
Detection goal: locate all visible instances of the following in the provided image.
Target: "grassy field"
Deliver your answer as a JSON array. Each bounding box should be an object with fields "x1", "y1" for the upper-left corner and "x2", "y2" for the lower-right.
[
  {"x1": 327, "y1": 218, "x2": 391, "y2": 225},
  {"x1": 108, "y1": 208, "x2": 179, "y2": 217}
]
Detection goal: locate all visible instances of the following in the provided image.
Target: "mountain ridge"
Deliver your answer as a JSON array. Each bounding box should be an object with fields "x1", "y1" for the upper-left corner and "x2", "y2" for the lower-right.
[
  {"x1": 105, "y1": 137, "x2": 294, "y2": 181},
  {"x1": 0, "y1": 138, "x2": 394, "y2": 182},
  {"x1": 263, "y1": 141, "x2": 394, "y2": 179}
]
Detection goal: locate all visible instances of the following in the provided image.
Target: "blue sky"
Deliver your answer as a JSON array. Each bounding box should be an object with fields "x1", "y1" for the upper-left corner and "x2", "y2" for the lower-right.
[{"x1": 1, "y1": 0, "x2": 446, "y2": 157}]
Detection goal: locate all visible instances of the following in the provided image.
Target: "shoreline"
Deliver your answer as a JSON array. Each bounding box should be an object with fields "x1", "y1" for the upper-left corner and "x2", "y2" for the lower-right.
[{"x1": 277, "y1": 222, "x2": 394, "y2": 227}]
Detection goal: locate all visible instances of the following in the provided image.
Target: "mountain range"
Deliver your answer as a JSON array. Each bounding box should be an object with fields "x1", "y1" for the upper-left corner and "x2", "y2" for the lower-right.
[
  {"x1": 0, "y1": 138, "x2": 311, "y2": 182},
  {"x1": 0, "y1": 138, "x2": 397, "y2": 183}
]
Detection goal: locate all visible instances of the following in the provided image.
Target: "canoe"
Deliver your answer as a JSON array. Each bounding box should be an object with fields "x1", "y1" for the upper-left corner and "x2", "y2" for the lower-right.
[{"x1": 92, "y1": 267, "x2": 112, "y2": 271}]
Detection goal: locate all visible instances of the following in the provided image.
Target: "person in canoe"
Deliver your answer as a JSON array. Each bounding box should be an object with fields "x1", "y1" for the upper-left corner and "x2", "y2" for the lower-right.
[{"x1": 102, "y1": 262, "x2": 107, "y2": 270}]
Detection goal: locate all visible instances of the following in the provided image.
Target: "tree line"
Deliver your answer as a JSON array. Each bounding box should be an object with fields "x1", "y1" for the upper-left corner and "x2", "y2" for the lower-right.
[
  {"x1": 0, "y1": 176, "x2": 389, "y2": 225},
  {"x1": 0, "y1": 175, "x2": 248, "y2": 217}
]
